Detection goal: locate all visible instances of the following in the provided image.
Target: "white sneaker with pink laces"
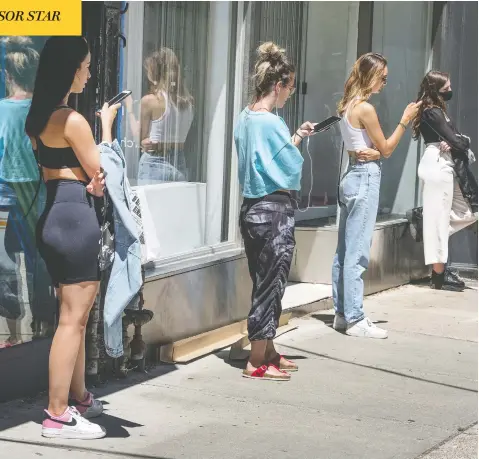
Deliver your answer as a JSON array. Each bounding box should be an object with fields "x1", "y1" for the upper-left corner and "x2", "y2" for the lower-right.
[{"x1": 42, "y1": 406, "x2": 106, "y2": 439}]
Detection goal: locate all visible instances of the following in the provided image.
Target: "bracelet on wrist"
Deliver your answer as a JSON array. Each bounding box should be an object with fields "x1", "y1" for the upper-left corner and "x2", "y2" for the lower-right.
[
  {"x1": 295, "y1": 131, "x2": 304, "y2": 141},
  {"x1": 399, "y1": 121, "x2": 408, "y2": 130}
]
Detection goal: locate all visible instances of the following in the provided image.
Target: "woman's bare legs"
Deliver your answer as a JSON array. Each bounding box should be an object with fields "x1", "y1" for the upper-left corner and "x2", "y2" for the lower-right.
[
  {"x1": 69, "y1": 327, "x2": 88, "y2": 402},
  {"x1": 47, "y1": 281, "x2": 99, "y2": 416},
  {"x1": 264, "y1": 339, "x2": 277, "y2": 361},
  {"x1": 54, "y1": 287, "x2": 88, "y2": 402},
  {"x1": 246, "y1": 340, "x2": 287, "y2": 376},
  {"x1": 433, "y1": 263, "x2": 445, "y2": 274},
  {"x1": 264, "y1": 339, "x2": 298, "y2": 371},
  {"x1": 247, "y1": 340, "x2": 267, "y2": 368}
]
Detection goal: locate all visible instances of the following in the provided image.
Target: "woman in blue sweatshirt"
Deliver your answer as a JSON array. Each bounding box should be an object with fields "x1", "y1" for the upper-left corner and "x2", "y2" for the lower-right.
[{"x1": 234, "y1": 42, "x2": 314, "y2": 381}]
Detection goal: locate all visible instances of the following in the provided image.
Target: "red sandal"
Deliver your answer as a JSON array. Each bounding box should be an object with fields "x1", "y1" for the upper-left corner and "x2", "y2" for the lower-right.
[
  {"x1": 269, "y1": 354, "x2": 298, "y2": 372},
  {"x1": 242, "y1": 364, "x2": 291, "y2": 381}
]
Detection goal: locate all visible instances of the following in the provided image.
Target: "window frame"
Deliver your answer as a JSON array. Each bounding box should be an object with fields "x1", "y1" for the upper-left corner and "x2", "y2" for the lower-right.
[{"x1": 120, "y1": 1, "x2": 246, "y2": 279}]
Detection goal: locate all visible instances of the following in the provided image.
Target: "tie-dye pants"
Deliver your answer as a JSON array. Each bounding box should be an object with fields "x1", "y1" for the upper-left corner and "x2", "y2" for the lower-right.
[{"x1": 239, "y1": 192, "x2": 295, "y2": 341}]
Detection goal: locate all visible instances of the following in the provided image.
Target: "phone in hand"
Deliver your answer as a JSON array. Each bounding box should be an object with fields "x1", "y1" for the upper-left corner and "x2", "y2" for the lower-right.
[
  {"x1": 96, "y1": 90, "x2": 132, "y2": 114},
  {"x1": 313, "y1": 115, "x2": 341, "y2": 132}
]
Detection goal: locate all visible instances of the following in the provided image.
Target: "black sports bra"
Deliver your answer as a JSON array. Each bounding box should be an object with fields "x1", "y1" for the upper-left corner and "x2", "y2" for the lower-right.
[{"x1": 33, "y1": 105, "x2": 82, "y2": 169}]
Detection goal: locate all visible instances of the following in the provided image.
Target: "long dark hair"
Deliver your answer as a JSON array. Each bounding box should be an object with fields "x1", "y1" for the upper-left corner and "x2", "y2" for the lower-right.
[
  {"x1": 25, "y1": 36, "x2": 89, "y2": 138},
  {"x1": 412, "y1": 70, "x2": 449, "y2": 140}
]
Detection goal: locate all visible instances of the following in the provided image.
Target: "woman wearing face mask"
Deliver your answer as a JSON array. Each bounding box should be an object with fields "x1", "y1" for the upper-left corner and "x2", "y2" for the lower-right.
[
  {"x1": 234, "y1": 42, "x2": 315, "y2": 381},
  {"x1": 25, "y1": 36, "x2": 120, "y2": 439},
  {"x1": 413, "y1": 71, "x2": 477, "y2": 291},
  {"x1": 332, "y1": 52, "x2": 421, "y2": 339}
]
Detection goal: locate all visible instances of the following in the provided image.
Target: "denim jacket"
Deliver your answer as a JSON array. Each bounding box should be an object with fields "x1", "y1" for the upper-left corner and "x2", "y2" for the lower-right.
[{"x1": 100, "y1": 140, "x2": 142, "y2": 357}]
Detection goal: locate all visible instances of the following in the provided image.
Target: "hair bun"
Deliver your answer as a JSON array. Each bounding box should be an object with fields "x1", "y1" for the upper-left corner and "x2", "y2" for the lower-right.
[
  {"x1": 1, "y1": 36, "x2": 34, "y2": 54},
  {"x1": 257, "y1": 42, "x2": 285, "y2": 64}
]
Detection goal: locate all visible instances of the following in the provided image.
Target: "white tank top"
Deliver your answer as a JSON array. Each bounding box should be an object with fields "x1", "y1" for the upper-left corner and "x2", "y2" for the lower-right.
[
  {"x1": 339, "y1": 99, "x2": 373, "y2": 150},
  {"x1": 149, "y1": 91, "x2": 194, "y2": 143}
]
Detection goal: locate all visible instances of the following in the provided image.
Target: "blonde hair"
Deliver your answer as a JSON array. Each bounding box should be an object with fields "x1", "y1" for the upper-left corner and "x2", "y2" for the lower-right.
[
  {"x1": 1, "y1": 36, "x2": 39, "y2": 93},
  {"x1": 252, "y1": 42, "x2": 295, "y2": 101},
  {"x1": 144, "y1": 47, "x2": 193, "y2": 109},
  {"x1": 337, "y1": 52, "x2": 387, "y2": 115}
]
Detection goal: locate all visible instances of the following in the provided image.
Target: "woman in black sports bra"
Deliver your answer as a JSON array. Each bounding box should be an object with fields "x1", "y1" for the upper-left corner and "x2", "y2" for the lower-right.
[{"x1": 25, "y1": 37, "x2": 120, "y2": 440}]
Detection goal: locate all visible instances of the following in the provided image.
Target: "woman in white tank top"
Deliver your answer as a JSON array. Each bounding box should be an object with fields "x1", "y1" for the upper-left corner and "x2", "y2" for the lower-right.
[
  {"x1": 138, "y1": 48, "x2": 194, "y2": 184},
  {"x1": 332, "y1": 53, "x2": 421, "y2": 339}
]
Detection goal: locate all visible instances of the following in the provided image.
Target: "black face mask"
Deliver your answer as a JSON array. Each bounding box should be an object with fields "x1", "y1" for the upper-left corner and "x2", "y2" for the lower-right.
[{"x1": 440, "y1": 90, "x2": 453, "y2": 101}]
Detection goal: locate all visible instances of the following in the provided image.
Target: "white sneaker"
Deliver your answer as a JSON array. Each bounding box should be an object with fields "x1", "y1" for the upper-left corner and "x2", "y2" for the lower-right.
[
  {"x1": 346, "y1": 317, "x2": 388, "y2": 339},
  {"x1": 333, "y1": 314, "x2": 347, "y2": 331},
  {"x1": 42, "y1": 406, "x2": 106, "y2": 439}
]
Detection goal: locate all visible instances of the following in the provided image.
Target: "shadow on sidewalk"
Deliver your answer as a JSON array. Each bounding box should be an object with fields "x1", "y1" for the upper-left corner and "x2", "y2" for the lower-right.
[
  {"x1": 214, "y1": 348, "x2": 309, "y2": 370},
  {"x1": 309, "y1": 313, "x2": 388, "y2": 332},
  {"x1": 23, "y1": 400, "x2": 144, "y2": 439},
  {"x1": 0, "y1": 363, "x2": 177, "y2": 435}
]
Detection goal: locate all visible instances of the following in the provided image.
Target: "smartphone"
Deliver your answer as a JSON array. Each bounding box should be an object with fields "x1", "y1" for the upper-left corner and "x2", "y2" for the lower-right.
[
  {"x1": 313, "y1": 115, "x2": 341, "y2": 132},
  {"x1": 96, "y1": 90, "x2": 132, "y2": 113}
]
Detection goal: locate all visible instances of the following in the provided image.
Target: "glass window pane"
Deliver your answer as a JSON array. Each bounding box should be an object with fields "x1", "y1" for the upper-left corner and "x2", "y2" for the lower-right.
[
  {"x1": 245, "y1": 3, "x2": 359, "y2": 224},
  {"x1": 122, "y1": 2, "x2": 208, "y2": 186},
  {"x1": 0, "y1": 36, "x2": 56, "y2": 348},
  {"x1": 247, "y1": 1, "x2": 304, "y2": 130},
  {"x1": 299, "y1": 2, "x2": 359, "y2": 222},
  {"x1": 120, "y1": 2, "x2": 234, "y2": 260},
  {"x1": 371, "y1": 1, "x2": 430, "y2": 217}
]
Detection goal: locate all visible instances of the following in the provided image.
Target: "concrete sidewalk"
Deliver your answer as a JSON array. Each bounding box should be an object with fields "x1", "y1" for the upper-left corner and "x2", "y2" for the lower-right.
[
  {"x1": 0, "y1": 282, "x2": 477, "y2": 459},
  {"x1": 420, "y1": 424, "x2": 477, "y2": 459}
]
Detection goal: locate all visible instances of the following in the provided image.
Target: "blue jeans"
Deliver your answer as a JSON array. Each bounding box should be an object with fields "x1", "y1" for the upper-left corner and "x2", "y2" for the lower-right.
[
  {"x1": 0, "y1": 182, "x2": 17, "y2": 209},
  {"x1": 138, "y1": 150, "x2": 187, "y2": 185},
  {"x1": 332, "y1": 160, "x2": 381, "y2": 324}
]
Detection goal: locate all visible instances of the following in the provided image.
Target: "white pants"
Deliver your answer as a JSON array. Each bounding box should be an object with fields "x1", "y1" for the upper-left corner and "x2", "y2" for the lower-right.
[{"x1": 418, "y1": 143, "x2": 477, "y2": 265}]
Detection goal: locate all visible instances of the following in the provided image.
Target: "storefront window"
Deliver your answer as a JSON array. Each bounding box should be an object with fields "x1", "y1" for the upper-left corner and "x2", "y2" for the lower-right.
[
  {"x1": 246, "y1": 2, "x2": 360, "y2": 224},
  {"x1": 0, "y1": 37, "x2": 57, "y2": 349},
  {"x1": 298, "y1": 2, "x2": 359, "y2": 222},
  {"x1": 247, "y1": 1, "x2": 305, "y2": 130},
  {"x1": 371, "y1": 2, "x2": 431, "y2": 217},
  {"x1": 120, "y1": 1, "x2": 237, "y2": 263}
]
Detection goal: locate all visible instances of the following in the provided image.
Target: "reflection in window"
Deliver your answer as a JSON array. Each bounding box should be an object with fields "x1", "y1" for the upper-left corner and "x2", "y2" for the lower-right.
[
  {"x1": 121, "y1": 2, "x2": 234, "y2": 260},
  {"x1": 0, "y1": 37, "x2": 57, "y2": 348},
  {"x1": 122, "y1": 2, "x2": 209, "y2": 186},
  {"x1": 247, "y1": 1, "x2": 303, "y2": 132},
  {"x1": 299, "y1": 2, "x2": 358, "y2": 218},
  {"x1": 248, "y1": 2, "x2": 359, "y2": 222},
  {"x1": 138, "y1": 48, "x2": 195, "y2": 184},
  {"x1": 372, "y1": 2, "x2": 429, "y2": 216}
]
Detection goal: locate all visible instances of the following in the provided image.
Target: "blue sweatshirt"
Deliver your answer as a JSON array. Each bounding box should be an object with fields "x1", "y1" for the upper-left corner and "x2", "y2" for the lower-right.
[
  {"x1": 234, "y1": 107, "x2": 303, "y2": 198},
  {"x1": 0, "y1": 98, "x2": 38, "y2": 182}
]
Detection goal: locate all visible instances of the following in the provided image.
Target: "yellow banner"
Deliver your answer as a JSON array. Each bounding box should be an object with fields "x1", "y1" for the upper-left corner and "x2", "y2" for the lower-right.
[{"x1": 0, "y1": 1, "x2": 81, "y2": 36}]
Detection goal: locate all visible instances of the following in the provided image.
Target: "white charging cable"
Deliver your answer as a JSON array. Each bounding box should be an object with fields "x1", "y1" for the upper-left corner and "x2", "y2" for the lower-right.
[
  {"x1": 294, "y1": 135, "x2": 314, "y2": 213},
  {"x1": 274, "y1": 105, "x2": 314, "y2": 212}
]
